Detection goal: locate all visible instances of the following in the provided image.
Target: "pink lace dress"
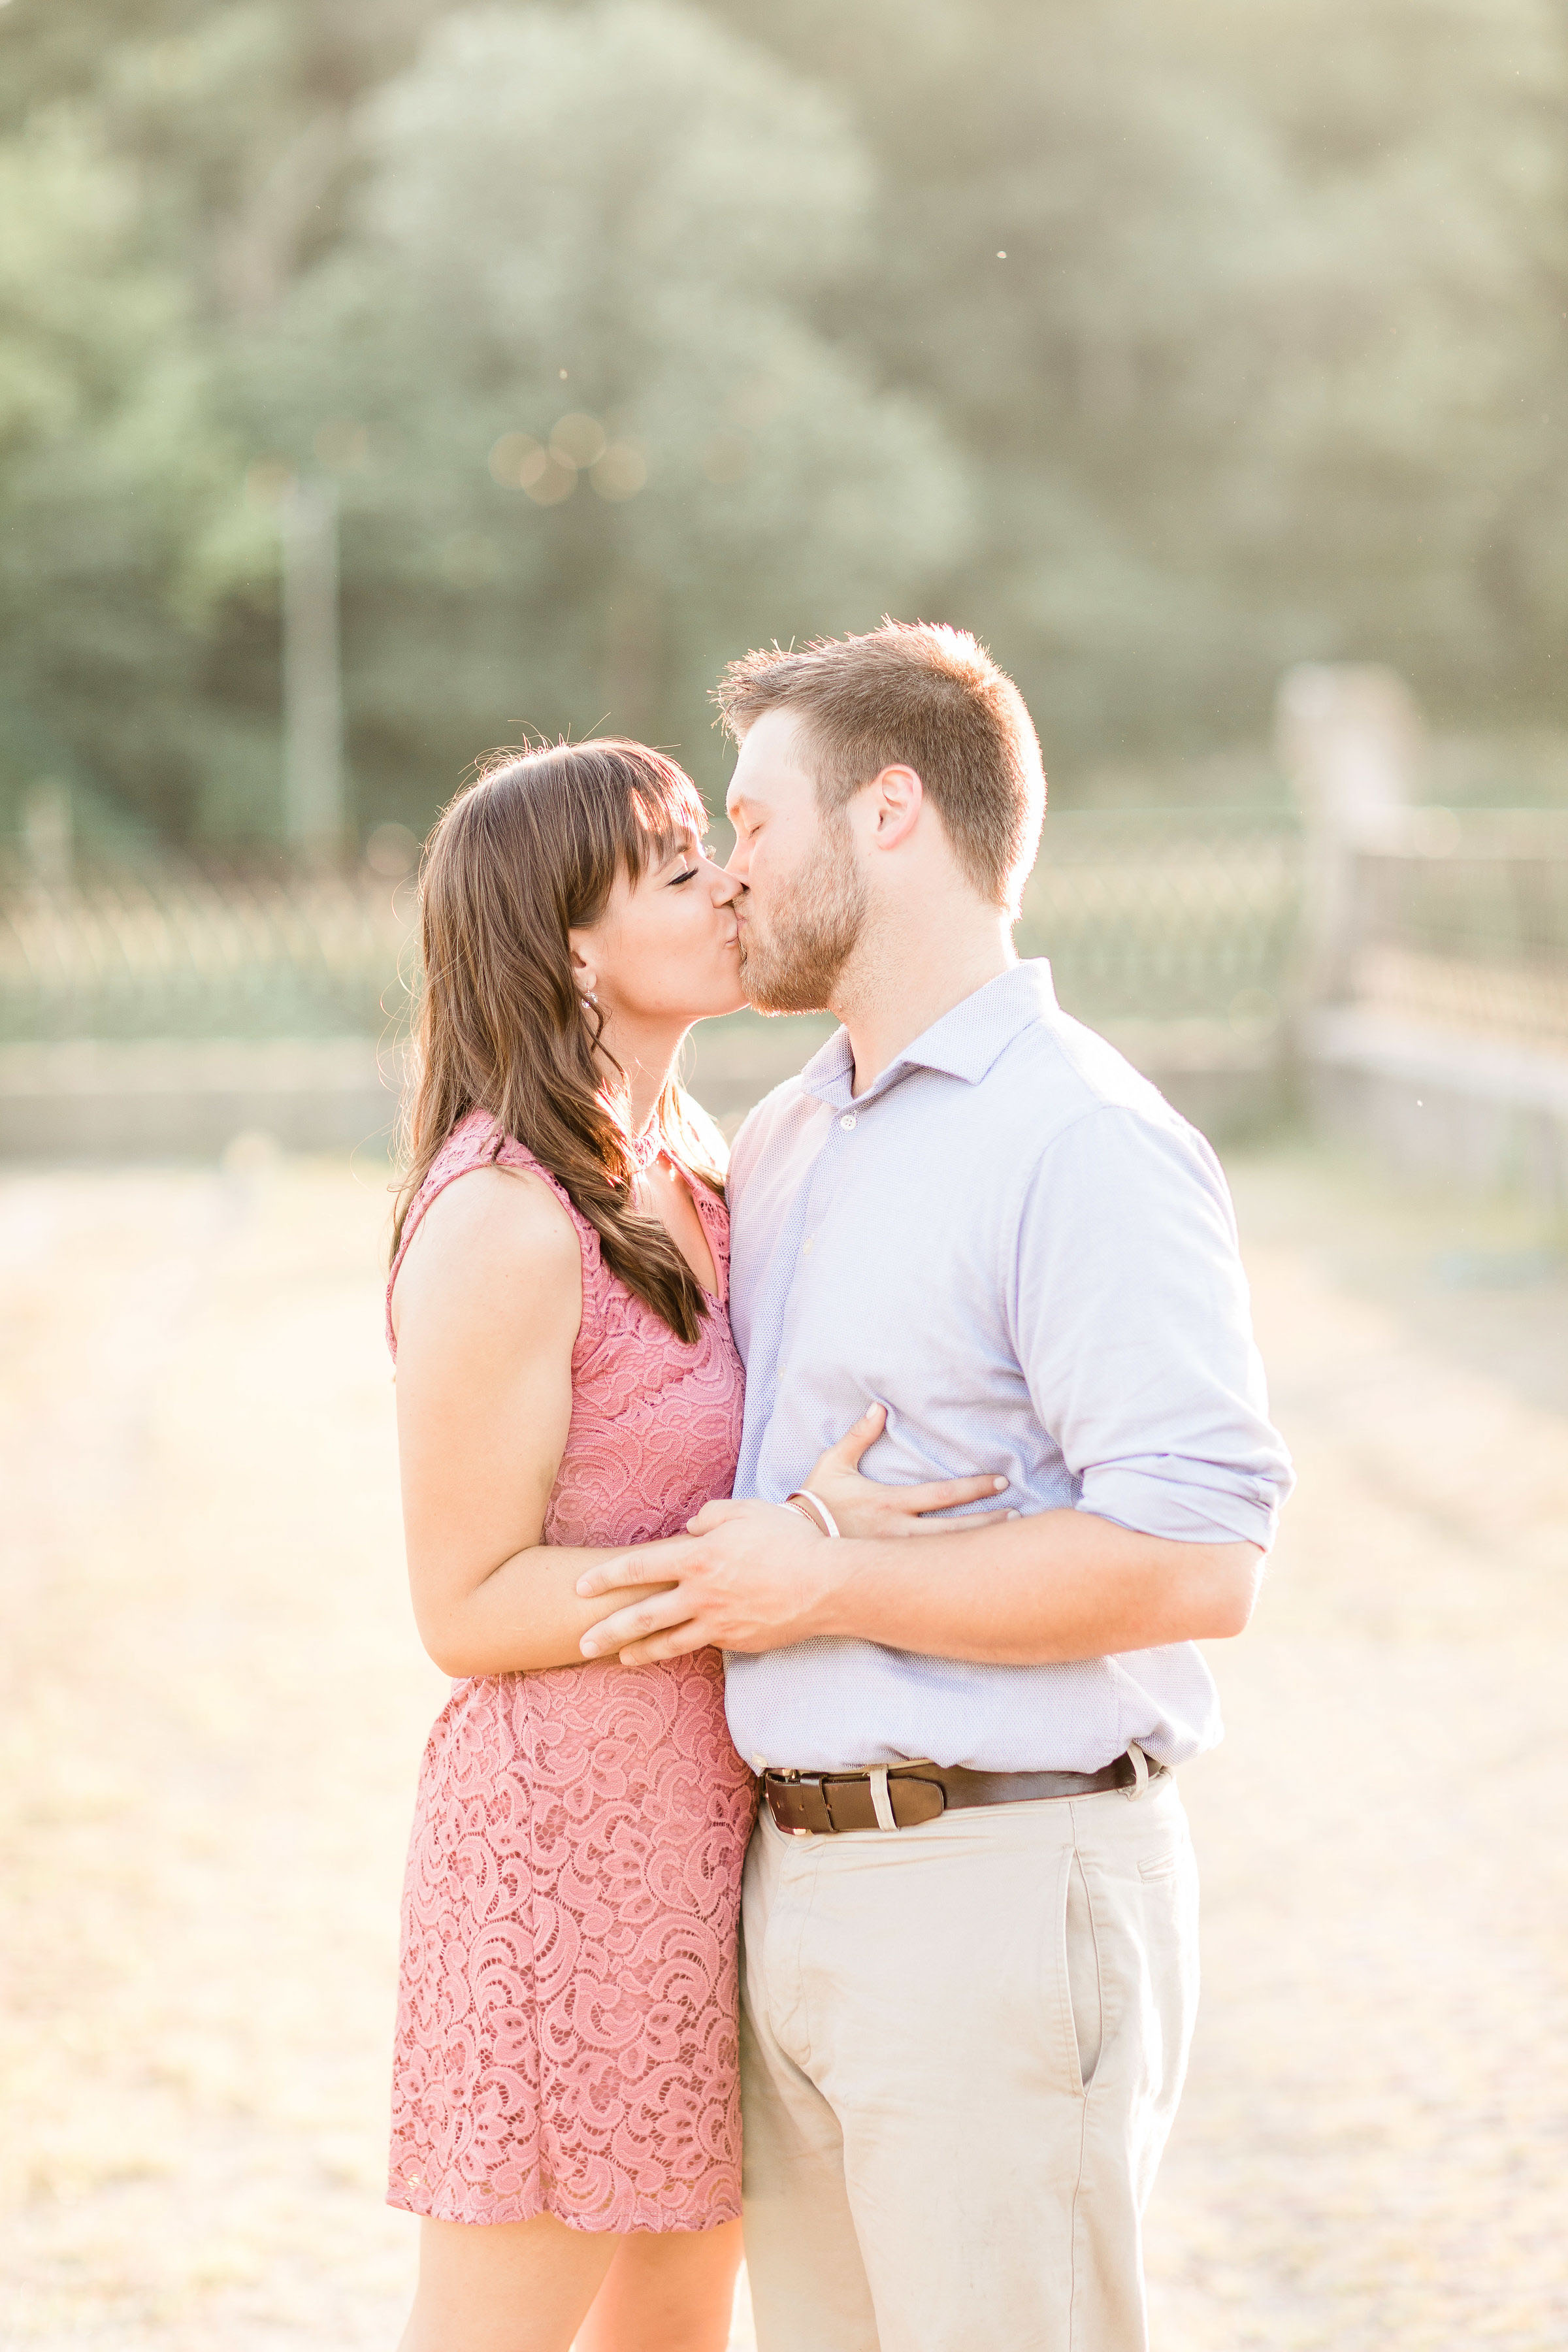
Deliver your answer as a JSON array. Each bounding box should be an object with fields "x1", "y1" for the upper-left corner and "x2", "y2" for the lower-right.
[{"x1": 385, "y1": 1110, "x2": 757, "y2": 2233}]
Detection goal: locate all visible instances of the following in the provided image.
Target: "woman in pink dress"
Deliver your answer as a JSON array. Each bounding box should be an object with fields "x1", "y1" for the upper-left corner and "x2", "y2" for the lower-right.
[{"x1": 385, "y1": 742, "x2": 1002, "y2": 2352}]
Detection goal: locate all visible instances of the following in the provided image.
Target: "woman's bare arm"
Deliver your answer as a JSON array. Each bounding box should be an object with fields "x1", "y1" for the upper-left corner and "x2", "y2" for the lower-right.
[{"x1": 391, "y1": 1164, "x2": 673, "y2": 1675}]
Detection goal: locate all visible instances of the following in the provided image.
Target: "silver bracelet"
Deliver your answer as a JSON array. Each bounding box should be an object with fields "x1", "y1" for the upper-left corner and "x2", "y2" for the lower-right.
[{"x1": 785, "y1": 1488, "x2": 841, "y2": 1541}]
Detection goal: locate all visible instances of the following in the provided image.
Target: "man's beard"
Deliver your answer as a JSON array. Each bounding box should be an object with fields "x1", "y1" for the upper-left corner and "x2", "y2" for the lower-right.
[{"x1": 739, "y1": 813, "x2": 868, "y2": 1015}]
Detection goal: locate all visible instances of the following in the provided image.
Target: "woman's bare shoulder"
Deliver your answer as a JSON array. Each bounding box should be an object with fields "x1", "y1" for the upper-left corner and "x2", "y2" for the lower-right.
[{"x1": 393, "y1": 1160, "x2": 582, "y2": 1339}]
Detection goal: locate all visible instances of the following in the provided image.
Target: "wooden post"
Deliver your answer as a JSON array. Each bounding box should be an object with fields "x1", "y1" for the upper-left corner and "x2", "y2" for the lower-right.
[
  {"x1": 281, "y1": 478, "x2": 344, "y2": 857},
  {"x1": 22, "y1": 779, "x2": 73, "y2": 892},
  {"x1": 1276, "y1": 664, "x2": 1424, "y2": 1006}
]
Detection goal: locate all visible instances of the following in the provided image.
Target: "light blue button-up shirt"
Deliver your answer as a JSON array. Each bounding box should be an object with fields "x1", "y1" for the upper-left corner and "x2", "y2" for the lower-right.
[{"x1": 723, "y1": 960, "x2": 1294, "y2": 1773}]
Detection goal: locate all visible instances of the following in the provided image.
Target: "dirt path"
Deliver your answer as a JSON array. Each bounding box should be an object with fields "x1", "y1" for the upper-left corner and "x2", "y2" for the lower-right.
[{"x1": 1, "y1": 1141, "x2": 1563, "y2": 2349}]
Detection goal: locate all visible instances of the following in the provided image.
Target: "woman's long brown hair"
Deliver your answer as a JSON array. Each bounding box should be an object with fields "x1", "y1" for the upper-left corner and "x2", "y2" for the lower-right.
[{"x1": 391, "y1": 740, "x2": 727, "y2": 1345}]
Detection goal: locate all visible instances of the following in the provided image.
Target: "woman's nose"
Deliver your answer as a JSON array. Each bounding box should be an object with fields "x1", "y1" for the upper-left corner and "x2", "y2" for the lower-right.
[{"x1": 708, "y1": 864, "x2": 742, "y2": 906}]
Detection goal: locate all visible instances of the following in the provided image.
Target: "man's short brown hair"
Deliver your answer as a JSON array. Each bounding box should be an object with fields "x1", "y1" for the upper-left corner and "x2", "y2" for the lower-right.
[{"x1": 713, "y1": 621, "x2": 1045, "y2": 912}]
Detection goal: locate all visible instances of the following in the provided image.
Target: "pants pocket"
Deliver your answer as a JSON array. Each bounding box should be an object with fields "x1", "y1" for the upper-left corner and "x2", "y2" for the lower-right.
[
  {"x1": 1137, "y1": 1850, "x2": 1183, "y2": 1882},
  {"x1": 1049, "y1": 1846, "x2": 1103, "y2": 2093}
]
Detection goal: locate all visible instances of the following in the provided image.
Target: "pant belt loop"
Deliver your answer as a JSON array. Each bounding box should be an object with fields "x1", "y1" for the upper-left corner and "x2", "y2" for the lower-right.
[
  {"x1": 1125, "y1": 1742, "x2": 1150, "y2": 1800},
  {"x1": 869, "y1": 1765, "x2": 898, "y2": 1831}
]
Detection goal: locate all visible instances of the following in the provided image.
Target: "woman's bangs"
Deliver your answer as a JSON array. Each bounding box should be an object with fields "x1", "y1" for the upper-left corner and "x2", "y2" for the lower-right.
[{"x1": 621, "y1": 766, "x2": 709, "y2": 881}]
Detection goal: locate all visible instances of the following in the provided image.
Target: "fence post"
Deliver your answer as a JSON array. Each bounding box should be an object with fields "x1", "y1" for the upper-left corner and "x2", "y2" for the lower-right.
[
  {"x1": 1275, "y1": 663, "x2": 1424, "y2": 1006},
  {"x1": 281, "y1": 478, "x2": 344, "y2": 858},
  {"x1": 22, "y1": 779, "x2": 73, "y2": 892}
]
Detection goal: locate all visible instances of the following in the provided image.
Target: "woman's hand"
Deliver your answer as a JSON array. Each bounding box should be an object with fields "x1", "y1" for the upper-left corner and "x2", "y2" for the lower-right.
[
  {"x1": 672, "y1": 1404, "x2": 1013, "y2": 1559},
  {"x1": 798, "y1": 1403, "x2": 1014, "y2": 1539}
]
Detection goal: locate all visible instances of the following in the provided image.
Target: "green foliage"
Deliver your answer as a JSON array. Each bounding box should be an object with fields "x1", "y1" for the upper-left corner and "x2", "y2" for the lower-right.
[
  {"x1": 2, "y1": 0, "x2": 1567, "y2": 843},
  {"x1": 713, "y1": 0, "x2": 1568, "y2": 749},
  {"x1": 0, "y1": 101, "x2": 263, "y2": 834},
  {"x1": 243, "y1": 1, "x2": 968, "y2": 821}
]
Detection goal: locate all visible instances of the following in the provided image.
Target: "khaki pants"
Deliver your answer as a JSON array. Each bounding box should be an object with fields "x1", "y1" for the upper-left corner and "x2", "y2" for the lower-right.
[{"x1": 740, "y1": 1767, "x2": 1199, "y2": 2352}]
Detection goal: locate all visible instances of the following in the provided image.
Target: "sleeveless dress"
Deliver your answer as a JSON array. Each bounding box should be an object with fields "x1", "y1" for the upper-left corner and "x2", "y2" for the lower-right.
[{"x1": 385, "y1": 1109, "x2": 757, "y2": 2233}]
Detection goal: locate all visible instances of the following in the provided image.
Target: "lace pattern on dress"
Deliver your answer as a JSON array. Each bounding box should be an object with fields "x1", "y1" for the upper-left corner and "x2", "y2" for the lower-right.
[{"x1": 385, "y1": 1109, "x2": 755, "y2": 2233}]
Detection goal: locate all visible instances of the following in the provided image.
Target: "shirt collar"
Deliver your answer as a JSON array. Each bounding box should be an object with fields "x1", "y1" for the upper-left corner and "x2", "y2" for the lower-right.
[{"x1": 799, "y1": 959, "x2": 1058, "y2": 1110}]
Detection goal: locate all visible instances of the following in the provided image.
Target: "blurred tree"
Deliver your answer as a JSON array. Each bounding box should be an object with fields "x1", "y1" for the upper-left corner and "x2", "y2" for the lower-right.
[
  {"x1": 1189, "y1": 0, "x2": 1568, "y2": 728},
  {"x1": 711, "y1": 0, "x2": 1568, "y2": 759},
  {"x1": 0, "y1": 101, "x2": 260, "y2": 836},
  {"x1": 0, "y1": 0, "x2": 445, "y2": 841},
  {"x1": 0, "y1": 0, "x2": 964, "y2": 839},
  {"x1": 2, "y1": 0, "x2": 1567, "y2": 843},
  {"x1": 241, "y1": 0, "x2": 969, "y2": 825}
]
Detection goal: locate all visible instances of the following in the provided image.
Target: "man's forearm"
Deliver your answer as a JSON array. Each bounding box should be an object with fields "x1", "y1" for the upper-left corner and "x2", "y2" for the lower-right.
[
  {"x1": 811, "y1": 1511, "x2": 1262, "y2": 1664},
  {"x1": 574, "y1": 1501, "x2": 1264, "y2": 1667}
]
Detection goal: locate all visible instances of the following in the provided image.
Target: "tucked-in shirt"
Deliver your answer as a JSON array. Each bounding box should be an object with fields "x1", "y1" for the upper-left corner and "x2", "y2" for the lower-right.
[{"x1": 723, "y1": 960, "x2": 1294, "y2": 1774}]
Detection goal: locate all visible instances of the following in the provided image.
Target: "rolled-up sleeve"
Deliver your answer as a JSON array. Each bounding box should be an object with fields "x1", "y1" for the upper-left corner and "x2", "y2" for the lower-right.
[{"x1": 1007, "y1": 1105, "x2": 1294, "y2": 1548}]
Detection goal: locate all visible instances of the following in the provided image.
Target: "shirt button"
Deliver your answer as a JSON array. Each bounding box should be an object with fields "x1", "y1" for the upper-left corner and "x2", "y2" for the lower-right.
[{"x1": 840, "y1": 1113, "x2": 857, "y2": 1130}]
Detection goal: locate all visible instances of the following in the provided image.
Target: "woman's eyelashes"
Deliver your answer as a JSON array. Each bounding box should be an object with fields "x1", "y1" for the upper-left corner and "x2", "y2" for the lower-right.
[{"x1": 668, "y1": 865, "x2": 700, "y2": 887}]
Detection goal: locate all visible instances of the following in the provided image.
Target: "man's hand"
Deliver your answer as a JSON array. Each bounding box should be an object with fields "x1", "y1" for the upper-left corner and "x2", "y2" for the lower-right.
[{"x1": 577, "y1": 1500, "x2": 843, "y2": 1663}]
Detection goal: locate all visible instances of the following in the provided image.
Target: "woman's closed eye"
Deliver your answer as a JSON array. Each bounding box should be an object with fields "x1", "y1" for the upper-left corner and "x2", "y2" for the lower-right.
[{"x1": 668, "y1": 865, "x2": 700, "y2": 887}]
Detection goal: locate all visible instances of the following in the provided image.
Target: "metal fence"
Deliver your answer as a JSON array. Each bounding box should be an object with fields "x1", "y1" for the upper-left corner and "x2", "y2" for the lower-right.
[
  {"x1": 1017, "y1": 809, "x2": 1303, "y2": 1026},
  {"x1": 4, "y1": 806, "x2": 1567, "y2": 1062},
  {"x1": 0, "y1": 855, "x2": 414, "y2": 1047},
  {"x1": 1340, "y1": 808, "x2": 1568, "y2": 1054},
  {"x1": 0, "y1": 813, "x2": 1307, "y2": 1049}
]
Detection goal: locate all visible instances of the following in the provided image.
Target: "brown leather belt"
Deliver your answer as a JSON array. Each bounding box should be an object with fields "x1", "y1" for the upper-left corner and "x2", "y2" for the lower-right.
[{"x1": 762, "y1": 1751, "x2": 1149, "y2": 1837}]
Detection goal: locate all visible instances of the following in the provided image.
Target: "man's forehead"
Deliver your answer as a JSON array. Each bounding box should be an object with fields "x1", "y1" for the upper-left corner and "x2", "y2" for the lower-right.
[
  {"x1": 725, "y1": 740, "x2": 766, "y2": 819},
  {"x1": 726, "y1": 709, "x2": 813, "y2": 812}
]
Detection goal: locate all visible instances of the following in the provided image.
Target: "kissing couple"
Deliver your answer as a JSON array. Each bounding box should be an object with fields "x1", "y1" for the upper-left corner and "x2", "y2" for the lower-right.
[{"x1": 384, "y1": 621, "x2": 1293, "y2": 2351}]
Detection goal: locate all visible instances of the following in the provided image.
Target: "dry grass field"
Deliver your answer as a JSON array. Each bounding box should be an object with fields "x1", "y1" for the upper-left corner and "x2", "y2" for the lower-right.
[{"x1": 1, "y1": 1135, "x2": 1564, "y2": 2349}]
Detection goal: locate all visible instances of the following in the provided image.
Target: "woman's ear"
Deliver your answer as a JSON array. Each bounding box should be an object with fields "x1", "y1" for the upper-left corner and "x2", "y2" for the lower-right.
[{"x1": 567, "y1": 932, "x2": 597, "y2": 1000}]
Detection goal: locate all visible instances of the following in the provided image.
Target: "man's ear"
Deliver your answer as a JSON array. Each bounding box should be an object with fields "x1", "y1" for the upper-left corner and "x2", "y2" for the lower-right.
[{"x1": 866, "y1": 764, "x2": 924, "y2": 852}]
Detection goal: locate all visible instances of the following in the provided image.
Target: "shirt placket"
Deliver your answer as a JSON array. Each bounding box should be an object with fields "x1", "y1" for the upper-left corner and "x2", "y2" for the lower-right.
[{"x1": 767, "y1": 1102, "x2": 860, "y2": 1450}]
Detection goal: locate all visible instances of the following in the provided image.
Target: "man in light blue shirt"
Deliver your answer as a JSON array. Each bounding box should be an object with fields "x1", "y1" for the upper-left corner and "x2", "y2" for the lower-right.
[
  {"x1": 580, "y1": 623, "x2": 1293, "y2": 2352},
  {"x1": 720, "y1": 953, "x2": 1286, "y2": 1780}
]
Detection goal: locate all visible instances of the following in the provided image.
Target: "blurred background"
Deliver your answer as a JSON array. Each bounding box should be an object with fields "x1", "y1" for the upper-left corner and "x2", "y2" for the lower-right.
[{"x1": 1, "y1": 3, "x2": 1565, "y2": 2348}]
